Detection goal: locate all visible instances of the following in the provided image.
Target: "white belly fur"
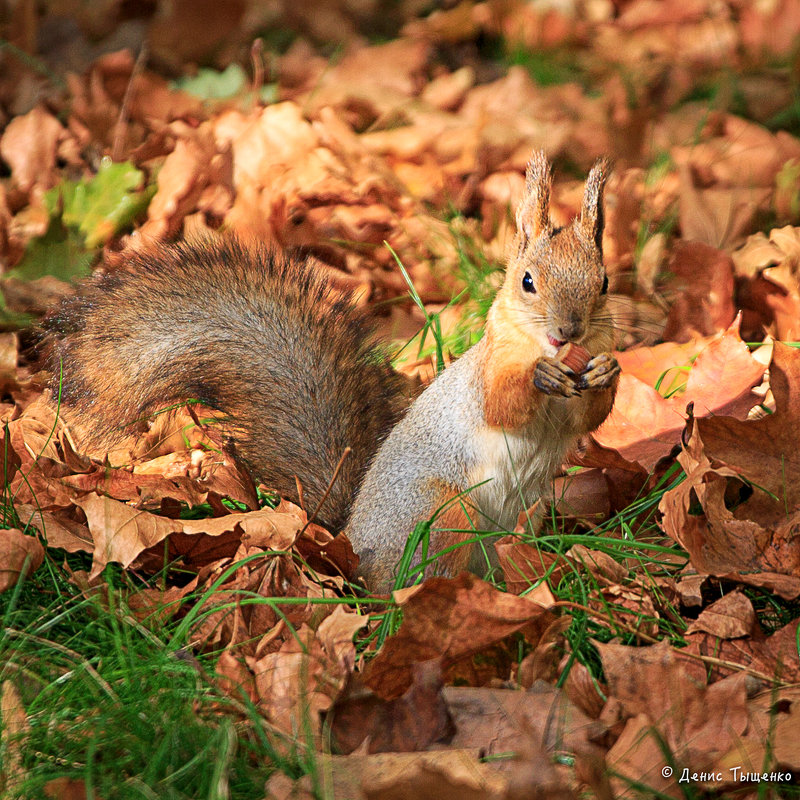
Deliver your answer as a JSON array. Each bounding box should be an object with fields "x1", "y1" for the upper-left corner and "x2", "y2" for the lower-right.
[{"x1": 467, "y1": 402, "x2": 575, "y2": 532}]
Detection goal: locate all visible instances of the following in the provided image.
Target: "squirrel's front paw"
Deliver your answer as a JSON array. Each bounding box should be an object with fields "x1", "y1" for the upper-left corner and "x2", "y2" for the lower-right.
[
  {"x1": 534, "y1": 356, "x2": 580, "y2": 397},
  {"x1": 577, "y1": 353, "x2": 620, "y2": 390}
]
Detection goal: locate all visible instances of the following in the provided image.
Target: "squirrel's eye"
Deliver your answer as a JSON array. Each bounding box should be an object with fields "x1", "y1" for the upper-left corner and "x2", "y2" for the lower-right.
[
  {"x1": 522, "y1": 272, "x2": 536, "y2": 293},
  {"x1": 601, "y1": 275, "x2": 609, "y2": 294}
]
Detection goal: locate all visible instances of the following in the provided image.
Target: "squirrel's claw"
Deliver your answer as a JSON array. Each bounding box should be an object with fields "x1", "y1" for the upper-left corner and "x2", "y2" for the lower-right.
[
  {"x1": 534, "y1": 356, "x2": 580, "y2": 397},
  {"x1": 578, "y1": 353, "x2": 620, "y2": 390}
]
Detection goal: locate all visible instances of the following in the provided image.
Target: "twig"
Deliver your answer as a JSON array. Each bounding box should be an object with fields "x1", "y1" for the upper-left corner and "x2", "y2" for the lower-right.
[
  {"x1": 250, "y1": 37, "x2": 264, "y2": 109},
  {"x1": 112, "y1": 43, "x2": 148, "y2": 162},
  {"x1": 554, "y1": 600, "x2": 785, "y2": 686},
  {"x1": 299, "y1": 446, "x2": 351, "y2": 536}
]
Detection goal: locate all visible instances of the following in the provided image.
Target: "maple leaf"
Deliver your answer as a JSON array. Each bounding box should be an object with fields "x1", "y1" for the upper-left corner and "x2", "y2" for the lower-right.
[
  {"x1": 659, "y1": 343, "x2": 800, "y2": 598},
  {"x1": 594, "y1": 318, "x2": 765, "y2": 470}
]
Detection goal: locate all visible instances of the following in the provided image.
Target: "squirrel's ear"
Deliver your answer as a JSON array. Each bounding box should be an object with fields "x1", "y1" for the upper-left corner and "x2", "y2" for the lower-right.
[
  {"x1": 516, "y1": 151, "x2": 552, "y2": 250},
  {"x1": 577, "y1": 157, "x2": 611, "y2": 254}
]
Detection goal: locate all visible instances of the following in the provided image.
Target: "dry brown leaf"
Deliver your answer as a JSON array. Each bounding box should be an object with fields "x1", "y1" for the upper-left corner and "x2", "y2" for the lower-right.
[
  {"x1": 299, "y1": 38, "x2": 430, "y2": 123},
  {"x1": 43, "y1": 776, "x2": 97, "y2": 800},
  {"x1": 73, "y1": 494, "x2": 308, "y2": 578},
  {"x1": 126, "y1": 576, "x2": 199, "y2": 624},
  {"x1": 0, "y1": 106, "x2": 65, "y2": 196},
  {"x1": 675, "y1": 572, "x2": 705, "y2": 608},
  {"x1": 597, "y1": 639, "x2": 749, "y2": 771},
  {"x1": 495, "y1": 538, "x2": 569, "y2": 595},
  {"x1": 327, "y1": 659, "x2": 454, "y2": 754},
  {"x1": 421, "y1": 66, "x2": 475, "y2": 112},
  {"x1": 147, "y1": 0, "x2": 246, "y2": 67},
  {"x1": 596, "y1": 582, "x2": 661, "y2": 639},
  {"x1": 567, "y1": 545, "x2": 628, "y2": 585},
  {"x1": 684, "y1": 618, "x2": 800, "y2": 684},
  {"x1": 516, "y1": 616, "x2": 571, "y2": 686},
  {"x1": 0, "y1": 681, "x2": 27, "y2": 793},
  {"x1": 658, "y1": 436, "x2": 800, "y2": 595},
  {"x1": 141, "y1": 126, "x2": 231, "y2": 240},
  {"x1": 659, "y1": 343, "x2": 800, "y2": 591},
  {"x1": 740, "y1": 0, "x2": 800, "y2": 58},
  {"x1": 214, "y1": 651, "x2": 258, "y2": 706},
  {"x1": 316, "y1": 604, "x2": 368, "y2": 672},
  {"x1": 265, "y1": 750, "x2": 511, "y2": 800},
  {"x1": 248, "y1": 621, "x2": 357, "y2": 739},
  {"x1": 732, "y1": 226, "x2": 800, "y2": 339},
  {"x1": 716, "y1": 685, "x2": 800, "y2": 775},
  {"x1": 364, "y1": 573, "x2": 556, "y2": 699},
  {"x1": 685, "y1": 591, "x2": 756, "y2": 638},
  {"x1": 617, "y1": 329, "x2": 694, "y2": 395},
  {"x1": 562, "y1": 659, "x2": 606, "y2": 721},
  {"x1": 675, "y1": 115, "x2": 794, "y2": 189},
  {"x1": 0, "y1": 529, "x2": 44, "y2": 592},
  {"x1": 605, "y1": 713, "x2": 679, "y2": 798},
  {"x1": 552, "y1": 468, "x2": 610, "y2": 524},
  {"x1": 594, "y1": 318, "x2": 765, "y2": 469},
  {"x1": 446, "y1": 682, "x2": 605, "y2": 762},
  {"x1": 662, "y1": 241, "x2": 735, "y2": 341},
  {"x1": 16, "y1": 505, "x2": 92, "y2": 554}
]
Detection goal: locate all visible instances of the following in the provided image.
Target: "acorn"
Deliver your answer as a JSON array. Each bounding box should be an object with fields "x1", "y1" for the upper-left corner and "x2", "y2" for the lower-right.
[{"x1": 558, "y1": 342, "x2": 591, "y2": 374}]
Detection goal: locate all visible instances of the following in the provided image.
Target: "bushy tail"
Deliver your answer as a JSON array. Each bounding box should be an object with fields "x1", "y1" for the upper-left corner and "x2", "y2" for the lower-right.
[{"x1": 43, "y1": 237, "x2": 408, "y2": 532}]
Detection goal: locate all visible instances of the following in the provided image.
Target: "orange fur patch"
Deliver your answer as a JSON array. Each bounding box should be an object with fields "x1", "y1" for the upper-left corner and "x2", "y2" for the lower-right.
[
  {"x1": 482, "y1": 360, "x2": 542, "y2": 429},
  {"x1": 575, "y1": 377, "x2": 619, "y2": 435},
  {"x1": 429, "y1": 488, "x2": 476, "y2": 578}
]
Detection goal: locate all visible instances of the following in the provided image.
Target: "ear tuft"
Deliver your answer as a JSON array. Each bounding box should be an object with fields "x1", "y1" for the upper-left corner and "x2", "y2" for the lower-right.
[
  {"x1": 515, "y1": 150, "x2": 552, "y2": 251},
  {"x1": 578, "y1": 157, "x2": 611, "y2": 253}
]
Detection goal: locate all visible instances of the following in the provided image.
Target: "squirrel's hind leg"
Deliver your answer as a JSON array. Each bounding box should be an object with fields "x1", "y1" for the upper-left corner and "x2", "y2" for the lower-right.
[
  {"x1": 429, "y1": 489, "x2": 478, "y2": 579},
  {"x1": 353, "y1": 480, "x2": 477, "y2": 591}
]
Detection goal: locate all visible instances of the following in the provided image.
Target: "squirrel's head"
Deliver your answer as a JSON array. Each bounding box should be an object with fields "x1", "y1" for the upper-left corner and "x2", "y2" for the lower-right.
[{"x1": 491, "y1": 151, "x2": 612, "y2": 357}]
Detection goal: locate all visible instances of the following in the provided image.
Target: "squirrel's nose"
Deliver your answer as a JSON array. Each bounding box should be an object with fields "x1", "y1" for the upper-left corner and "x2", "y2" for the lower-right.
[{"x1": 557, "y1": 314, "x2": 584, "y2": 342}]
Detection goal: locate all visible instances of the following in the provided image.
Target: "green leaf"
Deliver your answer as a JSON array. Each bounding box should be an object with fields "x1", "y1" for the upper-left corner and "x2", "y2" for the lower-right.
[
  {"x1": 45, "y1": 158, "x2": 155, "y2": 249},
  {"x1": 172, "y1": 64, "x2": 247, "y2": 99},
  {"x1": 6, "y1": 220, "x2": 94, "y2": 283}
]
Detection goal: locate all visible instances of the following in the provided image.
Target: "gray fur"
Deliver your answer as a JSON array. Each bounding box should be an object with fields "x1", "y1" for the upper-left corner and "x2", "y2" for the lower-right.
[{"x1": 347, "y1": 337, "x2": 595, "y2": 588}]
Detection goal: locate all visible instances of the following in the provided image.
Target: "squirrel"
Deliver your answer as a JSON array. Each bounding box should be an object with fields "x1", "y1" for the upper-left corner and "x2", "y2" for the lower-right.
[{"x1": 43, "y1": 152, "x2": 619, "y2": 593}]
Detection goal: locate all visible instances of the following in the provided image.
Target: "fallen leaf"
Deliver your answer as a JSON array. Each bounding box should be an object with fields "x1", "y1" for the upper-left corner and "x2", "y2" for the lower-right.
[
  {"x1": 16, "y1": 505, "x2": 92, "y2": 554},
  {"x1": 43, "y1": 777, "x2": 94, "y2": 800},
  {"x1": 685, "y1": 591, "x2": 756, "y2": 638},
  {"x1": 662, "y1": 241, "x2": 735, "y2": 341},
  {"x1": 597, "y1": 639, "x2": 749, "y2": 773},
  {"x1": 715, "y1": 684, "x2": 800, "y2": 776},
  {"x1": 73, "y1": 493, "x2": 307, "y2": 578},
  {"x1": 327, "y1": 660, "x2": 454, "y2": 754},
  {"x1": 214, "y1": 651, "x2": 258, "y2": 706},
  {"x1": 605, "y1": 713, "x2": 678, "y2": 798},
  {"x1": 316, "y1": 604, "x2": 368, "y2": 672},
  {"x1": 684, "y1": 618, "x2": 800, "y2": 683},
  {"x1": 0, "y1": 529, "x2": 44, "y2": 592},
  {"x1": 265, "y1": 750, "x2": 511, "y2": 800},
  {"x1": 446, "y1": 683, "x2": 605, "y2": 762},
  {"x1": 495, "y1": 538, "x2": 569, "y2": 595},
  {"x1": 659, "y1": 343, "x2": 800, "y2": 588},
  {"x1": 0, "y1": 681, "x2": 27, "y2": 793},
  {"x1": 248, "y1": 622, "x2": 354, "y2": 740},
  {"x1": 0, "y1": 106, "x2": 65, "y2": 196},
  {"x1": 364, "y1": 573, "x2": 556, "y2": 699},
  {"x1": 141, "y1": 127, "x2": 230, "y2": 240},
  {"x1": 595, "y1": 318, "x2": 765, "y2": 469}
]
